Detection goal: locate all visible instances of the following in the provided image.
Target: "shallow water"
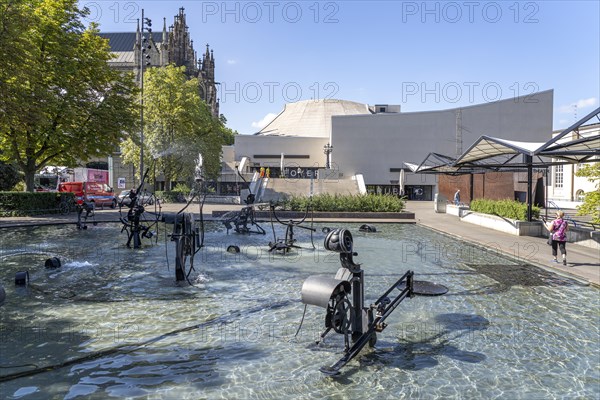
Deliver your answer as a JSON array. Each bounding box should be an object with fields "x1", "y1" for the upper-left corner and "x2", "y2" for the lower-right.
[{"x1": 0, "y1": 222, "x2": 598, "y2": 399}]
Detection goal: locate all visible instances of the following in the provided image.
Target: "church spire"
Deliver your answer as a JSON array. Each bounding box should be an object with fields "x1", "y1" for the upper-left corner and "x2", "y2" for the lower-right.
[
  {"x1": 136, "y1": 19, "x2": 140, "y2": 46},
  {"x1": 155, "y1": 9, "x2": 219, "y2": 117},
  {"x1": 209, "y1": 49, "x2": 215, "y2": 80}
]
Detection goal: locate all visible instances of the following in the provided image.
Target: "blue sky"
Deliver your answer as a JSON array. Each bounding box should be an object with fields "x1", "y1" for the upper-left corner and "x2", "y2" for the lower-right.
[{"x1": 82, "y1": 1, "x2": 600, "y2": 134}]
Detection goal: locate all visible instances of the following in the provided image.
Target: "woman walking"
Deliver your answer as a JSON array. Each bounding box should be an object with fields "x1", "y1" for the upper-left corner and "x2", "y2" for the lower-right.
[{"x1": 547, "y1": 211, "x2": 569, "y2": 266}]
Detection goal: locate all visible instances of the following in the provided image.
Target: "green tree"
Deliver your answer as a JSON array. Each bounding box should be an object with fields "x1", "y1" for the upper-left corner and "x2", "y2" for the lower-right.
[
  {"x1": 121, "y1": 65, "x2": 234, "y2": 188},
  {"x1": 218, "y1": 114, "x2": 237, "y2": 145},
  {"x1": 0, "y1": 161, "x2": 22, "y2": 190},
  {"x1": 575, "y1": 163, "x2": 600, "y2": 224},
  {"x1": 0, "y1": 0, "x2": 138, "y2": 191}
]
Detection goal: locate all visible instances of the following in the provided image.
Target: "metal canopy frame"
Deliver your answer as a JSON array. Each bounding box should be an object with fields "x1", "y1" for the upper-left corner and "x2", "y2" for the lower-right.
[
  {"x1": 541, "y1": 133, "x2": 600, "y2": 163},
  {"x1": 406, "y1": 152, "x2": 488, "y2": 175},
  {"x1": 407, "y1": 107, "x2": 600, "y2": 222},
  {"x1": 454, "y1": 136, "x2": 546, "y2": 167},
  {"x1": 537, "y1": 106, "x2": 600, "y2": 152},
  {"x1": 450, "y1": 106, "x2": 600, "y2": 169}
]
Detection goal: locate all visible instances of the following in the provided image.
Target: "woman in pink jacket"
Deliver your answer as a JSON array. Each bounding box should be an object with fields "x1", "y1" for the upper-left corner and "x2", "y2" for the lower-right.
[{"x1": 547, "y1": 210, "x2": 569, "y2": 266}]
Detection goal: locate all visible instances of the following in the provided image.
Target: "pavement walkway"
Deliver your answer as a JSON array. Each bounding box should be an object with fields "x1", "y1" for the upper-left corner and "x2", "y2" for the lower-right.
[
  {"x1": 1, "y1": 201, "x2": 598, "y2": 286},
  {"x1": 406, "y1": 201, "x2": 599, "y2": 287}
]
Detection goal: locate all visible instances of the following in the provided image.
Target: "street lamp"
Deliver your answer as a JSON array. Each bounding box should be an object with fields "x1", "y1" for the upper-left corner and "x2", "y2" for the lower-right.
[
  {"x1": 323, "y1": 142, "x2": 333, "y2": 169},
  {"x1": 139, "y1": 10, "x2": 152, "y2": 184}
]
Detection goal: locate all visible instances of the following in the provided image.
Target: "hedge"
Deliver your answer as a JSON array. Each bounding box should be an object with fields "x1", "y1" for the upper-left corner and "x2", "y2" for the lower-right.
[
  {"x1": 0, "y1": 192, "x2": 76, "y2": 217},
  {"x1": 155, "y1": 190, "x2": 188, "y2": 203},
  {"x1": 279, "y1": 193, "x2": 405, "y2": 212},
  {"x1": 470, "y1": 198, "x2": 540, "y2": 220}
]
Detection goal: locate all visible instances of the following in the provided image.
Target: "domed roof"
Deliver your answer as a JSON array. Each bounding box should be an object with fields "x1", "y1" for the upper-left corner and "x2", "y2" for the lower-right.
[{"x1": 256, "y1": 99, "x2": 372, "y2": 138}]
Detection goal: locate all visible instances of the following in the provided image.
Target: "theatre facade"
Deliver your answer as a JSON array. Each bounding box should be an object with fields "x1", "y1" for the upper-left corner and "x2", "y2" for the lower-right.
[{"x1": 219, "y1": 90, "x2": 554, "y2": 201}]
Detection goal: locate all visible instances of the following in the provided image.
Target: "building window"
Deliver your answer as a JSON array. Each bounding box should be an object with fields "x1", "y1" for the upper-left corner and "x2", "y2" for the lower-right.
[
  {"x1": 554, "y1": 165, "x2": 563, "y2": 188},
  {"x1": 576, "y1": 190, "x2": 585, "y2": 202},
  {"x1": 379, "y1": 107, "x2": 386, "y2": 113}
]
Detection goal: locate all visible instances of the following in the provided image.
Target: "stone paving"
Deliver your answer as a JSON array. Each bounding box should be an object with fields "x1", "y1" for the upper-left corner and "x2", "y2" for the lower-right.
[{"x1": 408, "y1": 202, "x2": 599, "y2": 287}]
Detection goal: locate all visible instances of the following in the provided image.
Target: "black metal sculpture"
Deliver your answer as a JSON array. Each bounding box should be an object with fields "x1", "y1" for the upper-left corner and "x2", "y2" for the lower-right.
[
  {"x1": 164, "y1": 154, "x2": 206, "y2": 283},
  {"x1": 166, "y1": 211, "x2": 203, "y2": 283},
  {"x1": 76, "y1": 201, "x2": 96, "y2": 230},
  {"x1": 268, "y1": 203, "x2": 316, "y2": 253},
  {"x1": 300, "y1": 228, "x2": 447, "y2": 376},
  {"x1": 222, "y1": 157, "x2": 265, "y2": 235},
  {"x1": 222, "y1": 198, "x2": 266, "y2": 235},
  {"x1": 119, "y1": 169, "x2": 162, "y2": 248}
]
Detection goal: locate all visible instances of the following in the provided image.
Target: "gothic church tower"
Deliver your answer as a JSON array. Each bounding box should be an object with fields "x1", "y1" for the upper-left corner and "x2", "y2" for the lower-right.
[
  {"x1": 164, "y1": 8, "x2": 219, "y2": 117},
  {"x1": 124, "y1": 7, "x2": 219, "y2": 117}
]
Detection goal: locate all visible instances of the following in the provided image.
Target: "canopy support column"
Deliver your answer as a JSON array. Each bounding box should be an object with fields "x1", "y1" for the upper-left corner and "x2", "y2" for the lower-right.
[{"x1": 525, "y1": 155, "x2": 533, "y2": 222}]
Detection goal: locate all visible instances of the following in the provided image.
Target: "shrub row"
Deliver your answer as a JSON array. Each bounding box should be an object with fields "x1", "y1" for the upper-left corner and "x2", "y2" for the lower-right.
[
  {"x1": 156, "y1": 190, "x2": 187, "y2": 203},
  {"x1": 0, "y1": 192, "x2": 75, "y2": 216},
  {"x1": 279, "y1": 193, "x2": 405, "y2": 212},
  {"x1": 470, "y1": 198, "x2": 540, "y2": 220}
]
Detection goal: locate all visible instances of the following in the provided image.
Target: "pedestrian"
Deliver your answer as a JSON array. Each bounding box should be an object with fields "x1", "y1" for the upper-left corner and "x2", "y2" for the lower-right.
[
  {"x1": 547, "y1": 210, "x2": 569, "y2": 266},
  {"x1": 453, "y1": 189, "x2": 461, "y2": 205},
  {"x1": 266, "y1": 167, "x2": 270, "y2": 178},
  {"x1": 259, "y1": 167, "x2": 265, "y2": 178}
]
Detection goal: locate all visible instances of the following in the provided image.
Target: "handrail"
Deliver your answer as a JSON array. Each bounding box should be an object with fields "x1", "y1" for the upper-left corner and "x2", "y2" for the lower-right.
[
  {"x1": 541, "y1": 204, "x2": 598, "y2": 231},
  {"x1": 546, "y1": 200, "x2": 560, "y2": 210},
  {"x1": 544, "y1": 200, "x2": 578, "y2": 227}
]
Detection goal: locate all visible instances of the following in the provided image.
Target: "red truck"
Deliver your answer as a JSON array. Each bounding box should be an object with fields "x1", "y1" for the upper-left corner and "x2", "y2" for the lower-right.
[{"x1": 58, "y1": 181, "x2": 117, "y2": 208}]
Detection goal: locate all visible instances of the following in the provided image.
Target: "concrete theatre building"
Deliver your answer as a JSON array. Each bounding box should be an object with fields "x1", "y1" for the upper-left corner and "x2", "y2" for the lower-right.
[{"x1": 220, "y1": 90, "x2": 554, "y2": 201}]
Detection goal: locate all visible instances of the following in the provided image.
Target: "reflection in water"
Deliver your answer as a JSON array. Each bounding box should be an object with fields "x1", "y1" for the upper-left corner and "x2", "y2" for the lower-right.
[{"x1": 0, "y1": 222, "x2": 598, "y2": 399}]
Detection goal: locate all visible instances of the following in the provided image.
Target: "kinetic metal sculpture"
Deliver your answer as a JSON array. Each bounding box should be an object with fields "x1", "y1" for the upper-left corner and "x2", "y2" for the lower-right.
[
  {"x1": 268, "y1": 203, "x2": 316, "y2": 253},
  {"x1": 119, "y1": 169, "x2": 162, "y2": 248},
  {"x1": 222, "y1": 200, "x2": 265, "y2": 235},
  {"x1": 300, "y1": 228, "x2": 446, "y2": 376},
  {"x1": 76, "y1": 201, "x2": 96, "y2": 230},
  {"x1": 222, "y1": 157, "x2": 265, "y2": 235},
  {"x1": 164, "y1": 154, "x2": 206, "y2": 283}
]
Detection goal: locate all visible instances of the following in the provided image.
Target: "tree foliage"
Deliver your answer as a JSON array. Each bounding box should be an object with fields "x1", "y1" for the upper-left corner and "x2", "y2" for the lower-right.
[
  {"x1": 0, "y1": 161, "x2": 21, "y2": 190},
  {"x1": 575, "y1": 163, "x2": 600, "y2": 224},
  {"x1": 0, "y1": 0, "x2": 138, "y2": 191},
  {"x1": 121, "y1": 64, "x2": 235, "y2": 187}
]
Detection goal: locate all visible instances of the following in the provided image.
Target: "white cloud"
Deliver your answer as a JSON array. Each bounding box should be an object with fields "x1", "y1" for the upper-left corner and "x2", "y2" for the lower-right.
[
  {"x1": 251, "y1": 113, "x2": 277, "y2": 130},
  {"x1": 558, "y1": 97, "x2": 598, "y2": 113},
  {"x1": 576, "y1": 97, "x2": 598, "y2": 108},
  {"x1": 227, "y1": 59, "x2": 237, "y2": 65}
]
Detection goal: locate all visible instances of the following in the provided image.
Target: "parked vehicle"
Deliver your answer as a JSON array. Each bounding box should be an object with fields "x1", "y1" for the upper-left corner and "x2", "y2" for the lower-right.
[
  {"x1": 117, "y1": 190, "x2": 155, "y2": 206},
  {"x1": 34, "y1": 173, "x2": 60, "y2": 192},
  {"x1": 58, "y1": 182, "x2": 117, "y2": 208}
]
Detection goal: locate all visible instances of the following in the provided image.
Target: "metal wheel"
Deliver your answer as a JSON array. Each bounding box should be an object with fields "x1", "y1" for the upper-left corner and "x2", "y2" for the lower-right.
[
  {"x1": 59, "y1": 197, "x2": 74, "y2": 214},
  {"x1": 59, "y1": 201, "x2": 69, "y2": 215},
  {"x1": 175, "y1": 236, "x2": 189, "y2": 281},
  {"x1": 368, "y1": 332, "x2": 377, "y2": 347},
  {"x1": 331, "y1": 298, "x2": 352, "y2": 334},
  {"x1": 174, "y1": 213, "x2": 195, "y2": 282}
]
